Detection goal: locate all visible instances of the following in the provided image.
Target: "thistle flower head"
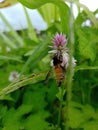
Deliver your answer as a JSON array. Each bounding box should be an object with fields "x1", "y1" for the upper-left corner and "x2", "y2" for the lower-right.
[
  {"x1": 49, "y1": 33, "x2": 68, "y2": 54},
  {"x1": 52, "y1": 33, "x2": 67, "y2": 46}
]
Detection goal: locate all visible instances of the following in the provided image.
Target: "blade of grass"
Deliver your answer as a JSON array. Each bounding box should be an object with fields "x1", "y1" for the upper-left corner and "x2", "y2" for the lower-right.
[
  {"x1": 20, "y1": 37, "x2": 50, "y2": 75},
  {"x1": 0, "y1": 31, "x2": 17, "y2": 49},
  {"x1": 0, "y1": 55, "x2": 22, "y2": 62},
  {"x1": 75, "y1": 66, "x2": 98, "y2": 71},
  {"x1": 23, "y1": 6, "x2": 38, "y2": 42},
  {"x1": 0, "y1": 12, "x2": 24, "y2": 47}
]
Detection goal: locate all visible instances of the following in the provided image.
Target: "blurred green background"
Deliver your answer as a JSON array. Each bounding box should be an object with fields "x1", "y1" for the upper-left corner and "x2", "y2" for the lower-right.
[{"x1": 0, "y1": 0, "x2": 98, "y2": 130}]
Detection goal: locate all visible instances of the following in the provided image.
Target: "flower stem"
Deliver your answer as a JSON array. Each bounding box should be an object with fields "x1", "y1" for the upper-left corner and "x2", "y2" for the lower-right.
[
  {"x1": 66, "y1": 1, "x2": 75, "y2": 130},
  {"x1": 57, "y1": 85, "x2": 64, "y2": 129}
]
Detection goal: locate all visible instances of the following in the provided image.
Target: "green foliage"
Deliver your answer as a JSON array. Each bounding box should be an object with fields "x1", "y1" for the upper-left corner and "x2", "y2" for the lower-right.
[
  {"x1": 38, "y1": 3, "x2": 60, "y2": 26},
  {"x1": 18, "y1": 0, "x2": 63, "y2": 9},
  {"x1": 23, "y1": 7, "x2": 38, "y2": 42},
  {"x1": 0, "y1": 12, "x2": 24, "y2": 47},
  {"x1": 0, "y1": 73, "x2": 47, "y2": 99},
  {"x1": 0, "y1": 83, "x2": 50, "y2": 130},
  {"x1": 77, "y1": 28, "x2": 98, "y2": 61},
  {"x1": 67, "y1": 102, "x2": 98, "y2": 129},
  {"x1": 18, "y1": 0, "x2": 70, "y2": 34},
  {"x1": 20, "y1": 36, "x2": 50, "y2": 75}
]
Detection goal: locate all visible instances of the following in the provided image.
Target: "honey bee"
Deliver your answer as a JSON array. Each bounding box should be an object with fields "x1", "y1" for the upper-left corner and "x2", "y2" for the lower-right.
[
  {"x1": 46, "y1": 33, "x2": 76, "y2": 86},
  {"x1": 51, "y1": 53, "x2": 66, "y2": 87}
]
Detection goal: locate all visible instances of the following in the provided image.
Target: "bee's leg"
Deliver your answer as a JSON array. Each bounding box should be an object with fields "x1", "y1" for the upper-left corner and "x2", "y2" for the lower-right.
[
  {"x1": 57, "y1": 80, "x2": 62, "y2": 87},
  {"x1": 44, "y1": 67, "x2": 52, "y2": 85}
]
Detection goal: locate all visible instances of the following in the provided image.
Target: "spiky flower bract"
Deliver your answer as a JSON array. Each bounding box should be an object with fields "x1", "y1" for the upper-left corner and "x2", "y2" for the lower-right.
[
  {"x1": 49, "y1": 33, "x2": 68, "y2": 54},
  {"x1": 52, "y1": 33, "x2": 67, "y2": 46}
]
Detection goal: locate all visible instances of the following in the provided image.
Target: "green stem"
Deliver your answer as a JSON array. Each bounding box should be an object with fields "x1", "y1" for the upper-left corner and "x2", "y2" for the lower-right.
[
  {"x1": 66, "y1": 1, "x2": 75, "y2": 130},
  {"x1": 57, "y1": 85, "x2": 64, "y2": 129}
]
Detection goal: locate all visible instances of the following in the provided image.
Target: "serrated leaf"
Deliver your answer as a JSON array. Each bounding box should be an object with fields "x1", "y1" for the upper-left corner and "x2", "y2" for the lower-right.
[
  {"x1": 16, "y1": 104, "x2": 33, "y2": 117},
  {"x1": 82, "y1": 120, "x2": 98, "y2": 130},
  {"x1": 23, "y1": 85, "x2": 47, "y2": 111},
  {"x1": 82, "y1": 104, "x2": 95, "y2": 120},
  {"x1": 2, "y1": 108, "x2": 20, "y2": 130},
  {"x1": 2, "y1": 105, "x2": 33, "y2": 130},
  {"x1": 0, "y1": 105, "x2": 7, "y2": 119},
  {"x1": 68, "y1": 107, "x2": 85, "y2": 128},
  {"x1": 77, "y1": 28, "x2": 97, "y2": 61},
  {"x1": 23, "y1": 111, "x2": 49, "y2": 130}
]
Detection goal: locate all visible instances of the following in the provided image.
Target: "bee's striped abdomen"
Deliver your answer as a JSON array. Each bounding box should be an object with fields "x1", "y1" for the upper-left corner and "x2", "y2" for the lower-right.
[{"x1": 54, "y1": 64, "x2": 64, "y2": 86}]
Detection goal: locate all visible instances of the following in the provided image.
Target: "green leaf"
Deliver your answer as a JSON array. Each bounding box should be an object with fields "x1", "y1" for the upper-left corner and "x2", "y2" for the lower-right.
[
  {"x1": 18, "y1": 0, "x2": 70, "y2": 34},
  {"x1": 16, "y1": 104, "x2": 33, "y2": 117},
  {"x1": 82, "y1": 104, "x2": 95, "y2": 120},
  {"x1": 93, "y1": 109, "x2": 98, "y2": 120},
  {"x1": 77, "y1": 28, "x2": 97, "y2": 61},
  {"x1": 2, "y1": 105, "x2": 33, "y2": 130},
  {"x1": 18, "y1": 0, "x2": 64, "y2": 9},
  {"x1": 75, "y1": 1, "x2": 98, "y2": 28},
  {"x1": 82, "y1": 121, "x2": 98, "y2": 130},
  {"x1": 23, "y1": 85, "x2": 47, "y2": 111},
  {"x1": 68, "y1": 107, "x2": 84, "y2": 128},
  {"x1": 0, "y1": 55, "x2": 22, "y2": 62},
  {"x1": 0, "y1": 32, "x2": 17, "y2": 49},
  {"x1": 23, "y1": 7, "x2": 38, "y2": 42},
  {"x1": 23, "y1": 111, "x2": 49, "y2": 130},
  {"x1": 20, "y1": 37, "x2": 50, "y2": 75},
  {"x1": 38, "y1": 3, "x2": 60, "y2": 26},
  {"x1": 0, "y1": 73, "x2": 47, "y2": 99},
  {"x1": 0, "y1": 94, "x2": 14, "y2": 101},
  {"x1": 75, "y1": 66, "x2": 98, "y2": 71},
  {"x1": 68, "y1": 102, "x2": 98, "y2": 129},
  {"x1": 0, "y1": 12, "x2": 24, "y2": 47},
  {"x1": 58, "y1": 2, "x2": 70, "y2": 34},
  {"x1": 56, "y1": 87, "x2": 66, "y2": 101},
  {"x1": 2, "y1": 108, "x2": 21, "y2": 130},
  {"x1": 0, "y1": 105, "x2": 7, "y2": 119}
]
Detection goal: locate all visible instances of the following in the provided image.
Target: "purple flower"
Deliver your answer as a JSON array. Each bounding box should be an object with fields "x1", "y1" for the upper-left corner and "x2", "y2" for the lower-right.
[
  {"x1": 49, "y1": 33, "x2": 68, "y2": 54},
  {"x1": 52, "y1": 33, "x2": 67, "y2": 46}
]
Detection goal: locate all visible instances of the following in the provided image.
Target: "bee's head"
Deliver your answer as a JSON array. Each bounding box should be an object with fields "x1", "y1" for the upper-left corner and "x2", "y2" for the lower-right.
[{"x1": 53, "y1": 55, "x2": 62, "y2": 65}]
